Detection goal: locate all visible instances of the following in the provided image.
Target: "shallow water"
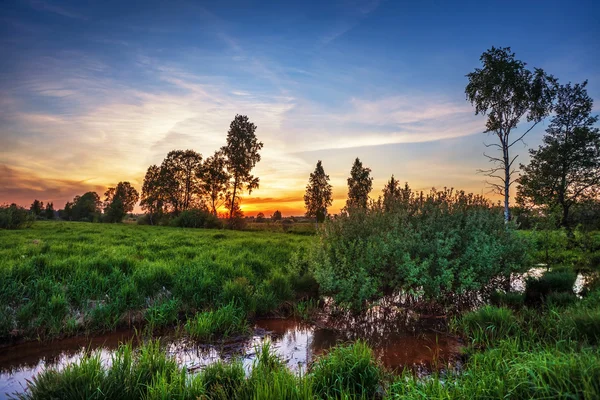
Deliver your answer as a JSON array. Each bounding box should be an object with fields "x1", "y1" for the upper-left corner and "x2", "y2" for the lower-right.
[{"x1": 0, "y1": 317, "x2": 461, "y2": 399}]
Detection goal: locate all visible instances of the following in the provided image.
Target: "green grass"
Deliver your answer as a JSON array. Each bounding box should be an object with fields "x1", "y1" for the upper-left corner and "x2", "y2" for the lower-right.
[
  {"x1": 0, "y1": 221, "x2": 314, "y2": 341},
  {"x1": 185, "y1": 302, "x2": 249, "y2": 340}
]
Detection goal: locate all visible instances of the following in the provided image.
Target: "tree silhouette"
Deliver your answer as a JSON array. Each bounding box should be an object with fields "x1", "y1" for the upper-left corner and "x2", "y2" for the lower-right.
[
  {"x1": 160, "y1": 150, "x2": 203, "y2": 214},
  {"x1": 30, "y1": 200, "x2": 43, "y2": 217},
  {"x1": 466, "y1": 46, "x2": 556, "y2": 222},
  {"x1": 71, "y1": 192, "x2": 101, "y2": 221},
  {"x1": 271, "y1": 210, "x2": 282, "y2": 221},
  {"x1": 199, "y1": 150, "x2": 230, "y2": 216},
  {"x1": 345, "y1": 157, "x2": 372, "y2": 210},
  {"x1": 44, "y1": 202, "x2": 55, "y2": 220},
  {"x1": 304, "y1": 160, "x2": 333, "y2": 224},
  {"x1": 104, "y1": 181, "x2": 139, "y2": 222},
  {"x1": 518, "y1": 81, "x2": 600, "y2": 228},
  {"x1": 222, "y1": 115, "x2": 263, "y2": 220},
  {"x1": 140, "y1": 165, "x2": 165, "y2": 224}
]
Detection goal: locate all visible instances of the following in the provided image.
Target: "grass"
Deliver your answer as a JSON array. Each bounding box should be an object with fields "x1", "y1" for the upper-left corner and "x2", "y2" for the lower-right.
[
  {"x1": 185, "y1": 302, "x2": 249, "y2": 340},
  {"x1": 0, "y1": 221, "x2": 313, "y2": 341}
]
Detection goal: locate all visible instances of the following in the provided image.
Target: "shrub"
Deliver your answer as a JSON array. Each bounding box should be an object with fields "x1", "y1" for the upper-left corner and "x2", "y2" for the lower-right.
[
  {"x1": 568, "y1": 308, "x2": 600, "y2": 344},
  {"x1": 490, "y1": 291, "x2": 525, "y2": 309},
  {"x1": 525, "y1": 270, "x2": 577, "y2": 305},
  {"x1": 458, "y1": 305, "x2": 518, "y2": 345},
  {"x1": 185, "y1": 303, "x2": 249, "y2": 341},
  {"x1": 546, "y1": 292, "x2": 578, "y2": 308},
  {"x1": 311, "y1": 187, "x2": 528, "y2": 311},
  {"x1": 0, "y1": 204, "x2": 34, "y2": 229},
  {"x1": 310, "y1": 341, "x2": 382, "y2": 398},
  {"x1": 171, "y1": 208, "x2": 223, "y2": 229}
]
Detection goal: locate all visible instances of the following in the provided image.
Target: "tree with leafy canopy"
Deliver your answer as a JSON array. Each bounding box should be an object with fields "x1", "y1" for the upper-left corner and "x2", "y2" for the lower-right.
[
  {"x1": 221, "y1": 115, "x2": 263, "y2": 221},
  {"x1": 271, "y1": 210, "x2": 282, "y2": 221},
  {"x1": 304, "y1": 160, "x2": 333, "y2": 224},
  {"x1": 104, "y1": 181, "x2": 140, "y2": 223},
  {"x1": 256, "y1": 212, "x2": 265, "y2": 222},
  {"x1": 466, "y1": 46, "x2": 556, "y2": 222},
  {"x1": 160, "y1": 150, "x2": 203, "y2": 214},
  {"x1": 71, "y1": 192, "x2": 102, "y2": 221},
  {"x1": 140, "y1": 165, "x2": 166, "y2": 224},
  {"x1": 382, "y1": 175, "x2": 412, "y2": 212},
  {"x1": 44, "y1": 202, "x2": 55, "y2": 220},
  {"x1": 518, "y1": 81, "x2": 600, "y2": 228},
  {"x1": 199, "y1": 150, "x2": 230, "y2": 216},
  {"x1": 30, "y1": 200, "x2": 43, "y2": 217},
  {"x1": 345, "y1": 157, "x2": 373, "y2": 210}
]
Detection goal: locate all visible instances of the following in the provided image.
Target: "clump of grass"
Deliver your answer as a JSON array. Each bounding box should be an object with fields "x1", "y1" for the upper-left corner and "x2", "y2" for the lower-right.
[
  {"x1": 199, "y1": 360, "x2": 245, "y2": 399},
  {"x1": 567, "y1": 308, "x2": 600, "y2": 344},
  {"x1": 144, "y1": 298, "x2": 179, "y2": 330},
  {"x1": 310, "y1": 341, "x2": 382, "y2": 399},
  {"x1": 457, "y1": 305, "x2": 518, "y2": 345},
  {"x1": 545, "y1": 292, "x2": 578, "y2": 308},
  {"x1": 185, "y1": 303, "x2": 249, "y2": 341},
  {"x1": 490, "y1": 290, "x2": 524, "y2": 309}
]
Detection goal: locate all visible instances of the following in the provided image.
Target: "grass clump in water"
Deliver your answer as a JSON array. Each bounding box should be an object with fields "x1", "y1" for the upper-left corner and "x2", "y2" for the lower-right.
[
  {"x1": 310, "y1": 340, "x2": 382, "y2": 399},
  {"x1": 185, "y1": 302, "x2": 249, "y2": 341},
  {"x1": 457, "y1": 305, "x2": 518, "y2": 345}
]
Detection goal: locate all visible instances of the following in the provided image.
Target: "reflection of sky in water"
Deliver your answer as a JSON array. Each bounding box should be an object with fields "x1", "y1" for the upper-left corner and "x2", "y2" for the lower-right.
[{"x1": 0, "y1": 318, "x2": 462, "y2": 399}]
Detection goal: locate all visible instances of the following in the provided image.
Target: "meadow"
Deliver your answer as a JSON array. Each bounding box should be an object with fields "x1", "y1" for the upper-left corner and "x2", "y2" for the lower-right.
[{"x1": 0, "y1": 221, "x2": 314, "y2": 341}]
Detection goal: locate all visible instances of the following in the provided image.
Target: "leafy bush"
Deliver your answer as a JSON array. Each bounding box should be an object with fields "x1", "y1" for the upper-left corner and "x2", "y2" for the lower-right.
[
  {"x1": 0, "y1": 204, "x2": 34, "y2": 229},
  {"x1": 310, "y1": 341, "x2": 382, "y2": 399},
  {"x1": 171, "y1": 208, "x2": 222, "y2": 229},
  {"x1": 311, "y1": 187, "x2": 527, "y2": 310},
  {"x1": 525, "y1": 270, "x2": 576, "y2": 305},
  {"x1": 458, "y1": 305, "x2": 518, "y2": 345},
  {"x1": 185, "y1": 303, "x2": 249, "y2": 341},
  {"x1": 490, "y1": 291, "x2": 525, "y2": 309}
]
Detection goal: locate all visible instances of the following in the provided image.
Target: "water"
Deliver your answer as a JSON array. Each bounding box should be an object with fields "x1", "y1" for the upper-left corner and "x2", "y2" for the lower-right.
[{"x1": 0, "y1": 317, "x2": 462, "y2": 399}]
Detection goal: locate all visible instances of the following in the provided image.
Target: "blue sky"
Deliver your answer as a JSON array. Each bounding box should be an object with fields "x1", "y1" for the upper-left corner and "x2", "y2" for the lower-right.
[{"x1": 1, "y1": 0, "x2": 599, "y2": 214}]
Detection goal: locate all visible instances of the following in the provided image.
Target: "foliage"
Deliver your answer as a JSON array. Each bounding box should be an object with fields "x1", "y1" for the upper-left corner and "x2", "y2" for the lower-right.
[
  {"x1": 44, "y1": 202, "x2": 55, "y2": 220},
  {"x1": 345, "y1": 157, "x2": 373, "y2": 210},
  {"x1": 104, "y1": 181, "x2": 140, "y2": 223},
  {"x1": 465, "y1": 46, "x2": 556, "y2": 221},
  {"x1": 310, "y1": 341, "x2": 382, "y2": 399},
  {"x1": 271, "y1": 210, "x2": 282, "y2": 221},
  {"x1": 221, "y1": 115, "x2": 263, "y2": 220},
  {"x1": 30, "y1": 199, "x2": 44, "y2": 217},
  {"x1": 199, "y1": 150, "x2": 230, "y2": 217},
  {"x1": 200, "y1": 360, "x2": 245, "y2": 399},
  {"x1": 490, "y1": 290, "x2": 525, "y2": 309},
  {"x1": 171, "y1": 208, "x2": 222, "y2": 229},
  {"x1": 0, "y1": 203, "x2": 34, "y2": 229},
  {"x1": 457, "y1": 305, "x2": 518, "y2": 345},
  {"x1": 69, "y1": 192, "x2": 102, "y2": 222},
  {"x1": 0, "y1": 221, "x2": 312, "y2": 340},
  {"x1": 311, "y1": 186, "x2": 528, "y2": 310},
  {"x1": 525, "y1": 270, "x2": 576, "y2": 305},
  {"x1": 518, "y1": 81, "x2": 600, "y2": 228},
  {"x1": 304, "y1": 160, "x2": 333, "y2": 223}
]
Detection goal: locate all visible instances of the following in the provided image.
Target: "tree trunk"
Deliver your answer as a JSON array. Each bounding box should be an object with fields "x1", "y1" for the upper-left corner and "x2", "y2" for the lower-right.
[
  {"x1": 229, "y1": 177, "x2": 238, "y2": 220},
  {"x1": 504, "y1": 146, "x2": 510, "y2": 223}
]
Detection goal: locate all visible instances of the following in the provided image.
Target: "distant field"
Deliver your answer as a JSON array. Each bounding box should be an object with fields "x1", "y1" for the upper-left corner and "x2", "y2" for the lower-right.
[{"x1": 0, "y1": 222, "x2": 314, "y2": 341}]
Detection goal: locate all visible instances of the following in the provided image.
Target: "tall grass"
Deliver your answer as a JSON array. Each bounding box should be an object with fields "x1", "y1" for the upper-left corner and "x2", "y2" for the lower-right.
[{"x1": 185, "y1": 302, "x2": 249, "y2": 340}]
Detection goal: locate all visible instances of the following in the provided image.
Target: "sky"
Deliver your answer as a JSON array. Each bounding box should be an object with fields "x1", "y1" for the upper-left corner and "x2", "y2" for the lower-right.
[{"x1": 0, "y1": 0, "x2": 599, "y2": 216}]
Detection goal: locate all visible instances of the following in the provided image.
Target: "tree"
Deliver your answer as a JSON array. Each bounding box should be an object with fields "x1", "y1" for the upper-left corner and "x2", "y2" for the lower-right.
[
  {"x1": 160, "y1": 150, "x2": 203, "y2": 214},
  {"x1": 271, "y1": 210, "x2": 282, "y2": 221},
  {"x1": 30, "y1": 200, "x2": 43, "y2": 217},
  {"x1": 61, "y1": 202, "x2": 73, "y2": 220},
  {"x1": 345, "y1": 158, "x2": 373, "y2": 210},
  {"x1": 518, "y1": 81, "x2": 600, "y2": 228},
  {"x1": 44, "y1": 202, "x2": 55, "y2": 220},
  {"x1": 140, "y1": 165, "x2": 165, "y2": 224},
  {"x1": 256, "y1": 212, "x2": 265, "y2": 222},
  {"x1": 466, "y1": 46, "x2": 556, "y2": 222},
  {"x1": 304, "y1": 160, "x2": 333, "y2": 224},
  {"x1": 104, "y1": 182, "x2": 140, "y2": 223},
  {"x1": 222, "y1": 115, "x2": 263, "y2": 220},
  {"x1": 71, "y1": 192, "x2": 102, "y2": 221},
  {"x1": 199, "y1": 150, "x2": 230, "y2": 216}
]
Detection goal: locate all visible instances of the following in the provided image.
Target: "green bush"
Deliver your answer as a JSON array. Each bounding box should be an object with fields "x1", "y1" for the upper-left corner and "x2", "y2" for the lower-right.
[
  {"x1": 546, "y1": 292, "x2": 578, "y2": 308},
  {"x1": 311, "y1": 187, "x2": 527, "y2": 310},
  {"x1": 525, "y1": 270, "x2": 577, "y2": 305},
  {"x1": 171, "y1": 208, "x2": 223, "y2": 229},
  {"x1": 185, "y1": 303, "x2": 249, "y2": 341},
  {"x1": 0, "y1": 204, "x2": 34, "y2": 229},
  {"x1": 458, "y1": 305, "x2": 518, "y2": 345},
  {"x1": 490, "y1": 290, "x2": 525, "y2": 309},
  {"x1": 310, "y1": 341, "x2": 382, "y2": 399}
]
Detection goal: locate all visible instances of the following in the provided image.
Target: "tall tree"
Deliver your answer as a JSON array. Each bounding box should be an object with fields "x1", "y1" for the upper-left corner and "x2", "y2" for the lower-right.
[
  {"x1": 518, "y1": 81, "x2": 600, "y2": 228},
  {"x1": 104, "y1": 181, "x2": 140, "y2": 222},
  {"x1": 382, "y1": 175, "x2": 401, "y2": 211},
  {"x1": 140, "y1": 165, "x2": 165, "y2": 225},
  {"x1": 304, "y1": 160, "x2": 333, "y2": 223},
  {"x1": 30, "y1": 199, "x2": 43, "y2": 216},
  {"x1": 199, "y1": 150, "x2": 230, "y2": 216},
  {"x1": 345, "y1": 157, "x2": 373, "y2": 210},
  {"x1": 466, "y1": 46, "x2": 556, "y2": 222},
  {"x1": 44, "y1": 202, "x2": 55, "y2": 220},
  {"x1": 160, "y1": 150, "x2": 203, "y2": 214},
  {"x1": 221, "y1": 115, "x2": 263, "y2": 220}
]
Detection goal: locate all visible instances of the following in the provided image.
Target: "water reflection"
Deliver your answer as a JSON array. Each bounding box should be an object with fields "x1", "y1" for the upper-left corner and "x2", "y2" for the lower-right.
[{"x1": 0, "y1": 317, "x2": 462, "y2": 399}]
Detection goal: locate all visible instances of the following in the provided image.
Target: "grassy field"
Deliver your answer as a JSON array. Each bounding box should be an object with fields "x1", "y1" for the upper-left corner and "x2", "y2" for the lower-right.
[{"x1": 0, "y1": 221, "x2": 314, "y2": 341}]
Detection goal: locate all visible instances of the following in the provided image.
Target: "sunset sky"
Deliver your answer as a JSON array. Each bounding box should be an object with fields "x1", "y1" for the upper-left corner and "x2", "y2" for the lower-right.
[{"x1": 1, "y1": 0, "x2": 599, "y2": 216}]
